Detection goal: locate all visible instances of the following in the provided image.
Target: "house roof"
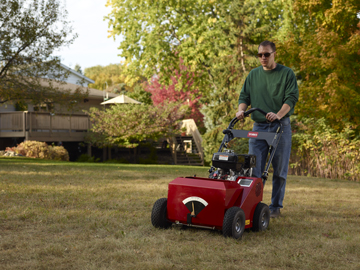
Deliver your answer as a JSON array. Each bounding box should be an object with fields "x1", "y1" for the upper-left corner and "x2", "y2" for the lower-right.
[
  {"x1": 39, "y1": 79, "x2": 118, "y2": 100},
  {"x1": 100, "y1": 94, "x2": 141, "y2": 105},
  {"x1": 60, "y1": 63, "x2": 95, "y2": 85}
]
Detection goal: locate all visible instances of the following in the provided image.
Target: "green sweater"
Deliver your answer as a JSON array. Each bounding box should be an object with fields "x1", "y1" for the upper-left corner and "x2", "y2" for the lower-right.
[{"x1": 238, "y1": 64, "x2": 299, "y2": 122}]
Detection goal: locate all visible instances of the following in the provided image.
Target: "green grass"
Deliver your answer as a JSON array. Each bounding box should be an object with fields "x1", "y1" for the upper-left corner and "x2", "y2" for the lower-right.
[{"x1": 0, "y1": 157, "x2": 359, "y2": 269}]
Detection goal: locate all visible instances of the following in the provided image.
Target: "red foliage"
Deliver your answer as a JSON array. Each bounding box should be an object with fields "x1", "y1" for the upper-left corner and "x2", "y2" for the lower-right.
[{"x1": 145, "y1": 66, "x2": 203, "y2": 127}]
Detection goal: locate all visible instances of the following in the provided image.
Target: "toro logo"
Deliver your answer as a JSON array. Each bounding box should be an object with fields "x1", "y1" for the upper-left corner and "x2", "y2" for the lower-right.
[{"x1": 247, "y1": 132, "x2": 258, "y2": 138}]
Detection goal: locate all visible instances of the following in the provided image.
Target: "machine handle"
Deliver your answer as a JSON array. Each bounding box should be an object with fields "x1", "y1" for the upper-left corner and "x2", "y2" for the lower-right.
[
  {"x1": 227, "y1": 108, "x2": 279, "y2": 130},
  {"x1": 243, "y1": 107, "x2": 267, "y2": 117}
]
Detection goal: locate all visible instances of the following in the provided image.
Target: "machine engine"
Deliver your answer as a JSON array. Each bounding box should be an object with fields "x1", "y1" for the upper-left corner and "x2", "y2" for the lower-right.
[{"x1": 209, "y1": 150, "x2": 256, "y2": 180}]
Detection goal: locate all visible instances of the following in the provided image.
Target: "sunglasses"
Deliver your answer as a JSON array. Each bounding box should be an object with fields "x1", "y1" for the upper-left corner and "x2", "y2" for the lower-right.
[{"x1": 257, "y1": 51, "x2": 275, "y2": 58}]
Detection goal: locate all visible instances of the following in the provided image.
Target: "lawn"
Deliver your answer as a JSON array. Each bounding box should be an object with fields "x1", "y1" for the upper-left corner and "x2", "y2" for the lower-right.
[{"x1": 0, "y1": 157, "x2": 359, "y2": 270}]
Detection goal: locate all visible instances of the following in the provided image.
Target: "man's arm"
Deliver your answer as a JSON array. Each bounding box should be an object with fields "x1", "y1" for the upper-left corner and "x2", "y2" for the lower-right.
[
  {"x1": 236, "y1": 103, "x2": 248, "y2": 120},
  {"x1": 266, "y1": 104, "x2": 291, "y2": 122}
]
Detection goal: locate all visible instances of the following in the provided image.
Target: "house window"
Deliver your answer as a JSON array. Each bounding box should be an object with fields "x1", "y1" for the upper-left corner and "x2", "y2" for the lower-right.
[{"x1": 34, "y1": 103, "x2": 54, "y2": 112}]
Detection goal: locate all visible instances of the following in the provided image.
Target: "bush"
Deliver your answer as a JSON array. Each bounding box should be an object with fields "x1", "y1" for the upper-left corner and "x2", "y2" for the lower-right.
[
  {"x1": 49, "y1": 146, "x2": 69, "y2": 161},
  {"x1": 11, "y1": 141, "x2": 69, "y2": 161},
  {"x1": 138, "y1": 157, "x2": 157, "y2": 164},
  {"x1": 76, "y1": 154, "x2": 100, "y2": 163},
  {"x1": 21, "y1": 141, "x2": 50, "y2": 159},
  {"x1": 290, "y1": 117, "x2": 360, "y2": 181}
]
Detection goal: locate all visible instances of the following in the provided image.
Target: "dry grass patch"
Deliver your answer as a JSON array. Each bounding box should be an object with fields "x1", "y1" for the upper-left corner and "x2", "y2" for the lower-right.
[{"x1": 0, "y1": 157, "x2": 359, "y2": 269}]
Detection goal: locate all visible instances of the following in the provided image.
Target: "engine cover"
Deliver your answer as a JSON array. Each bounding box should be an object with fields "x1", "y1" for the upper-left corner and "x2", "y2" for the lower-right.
[{"x1": 212, "y1": 152, "x2": 256, "y2": 171}]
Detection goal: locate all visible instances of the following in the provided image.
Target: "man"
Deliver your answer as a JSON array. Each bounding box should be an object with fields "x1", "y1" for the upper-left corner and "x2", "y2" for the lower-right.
[{"x1": 236, "y1": 40, "x2": 299, "y2": 218}]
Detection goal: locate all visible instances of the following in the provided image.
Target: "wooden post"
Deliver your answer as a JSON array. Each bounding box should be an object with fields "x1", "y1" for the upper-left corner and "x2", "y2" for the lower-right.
[
  {"x1": 102, "y1": 147, "x2": 106, "y2": 162},
  {"x1": 22, "y1": 112, "x2": 26, "y2": 137},
  {"x1": 29, "y1": 112, "x2": 32, "y2": 134},
  {"x1": 87, "y1": 143, "x2": 92, "y2": 157},
  {"x1": 172, "y1": 137, "x2": 177, "y2": 165},
  {"x1": 49, "y1": 113, "x2": 52, "y2": 138},
  {"x1": 69, "y1": 115, "x2": 72, "y2": 137}
]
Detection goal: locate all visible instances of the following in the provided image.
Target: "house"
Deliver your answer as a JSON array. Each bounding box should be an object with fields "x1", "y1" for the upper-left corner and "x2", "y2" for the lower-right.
[
  {"x1": 0, "y1": 64, "x2": 118, "y2": 159},
  {"x1": 58, "y1": 63, "x2": 94, "y2": 87},
  {"x1": 0, "y1": 64, "x2": 204, "y2": 165}
]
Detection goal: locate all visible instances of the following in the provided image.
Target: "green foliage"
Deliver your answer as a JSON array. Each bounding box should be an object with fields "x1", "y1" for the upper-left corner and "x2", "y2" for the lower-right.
[
  {"x1": 106, "y1": 0, "x2": 284, "y2": 91},
  {"x1": 84, "y1": 64, "x2": 152, "y2": 104},
  {"x1": 106, "y1": 0, "x2": 295, "y2": 163},
  {"x1": 84, "y1": 64, "x2": 126, "y2": 90},
  {"x1": 290, "y1": 117, "x2": 360, "y2": 181},
  {"x1": 85, "y1": 102, "x2": 187, "y2": 148},
  {"x1": 106, "y1": 0, "x2": 360, "y2": 176},
  {"x1": 15, "y1": 101, "x2": 27, "y2": 111},
  {"x1": 0, "y1": 0, "x2": 87, "y2": 108},
  {"x1": 76, "y1": 154, "x2": 100, "y2": 163},
  {"x1": 10, "y1": 141, "x2": 69, "y2": 161},
  {"x1": 74, "y1": 64, "x2": 83, "y2": 74},
  {"x1": 275, "y1": 0, "x2": 360, "y2": 132},
  {"x1": 138, "y1": 144, "x2": 158, "y2": 164},
  {"x1": 126, "y1": 84, "x2": 153, "y2": 105}
]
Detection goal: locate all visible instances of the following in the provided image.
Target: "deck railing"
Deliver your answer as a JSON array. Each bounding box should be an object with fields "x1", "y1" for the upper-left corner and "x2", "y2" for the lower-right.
[{"x1": 0, "y1": 111, "x2": 90, "y2": 141}]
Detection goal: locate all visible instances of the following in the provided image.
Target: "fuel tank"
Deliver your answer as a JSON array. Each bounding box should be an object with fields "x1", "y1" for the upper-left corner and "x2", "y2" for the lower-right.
[{"x1": 166, "y1": 176, "x2": 263, "y2": 230}]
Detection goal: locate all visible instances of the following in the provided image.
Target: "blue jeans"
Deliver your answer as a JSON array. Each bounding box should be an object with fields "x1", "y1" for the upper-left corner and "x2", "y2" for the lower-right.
[{"x1": 249, "y1": 117, "x2": 292, "y2": 211}]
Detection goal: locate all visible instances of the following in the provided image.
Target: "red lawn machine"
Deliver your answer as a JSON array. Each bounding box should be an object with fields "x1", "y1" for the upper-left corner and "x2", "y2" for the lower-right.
[{"x1": 151, "y1": 108, "x2": 283, "y2": 239}]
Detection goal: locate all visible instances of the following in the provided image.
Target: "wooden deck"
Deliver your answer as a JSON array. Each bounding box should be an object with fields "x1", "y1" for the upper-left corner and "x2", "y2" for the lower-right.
[
  {"x1": 169, "y1": 119, "x2": 204, "y2": 166},
  {"x1": 0, "y1": 112, "x2": 205, "y2": 165},
  {"x1": 0, "y1": 112, "x2": 90, "y2": 142}
]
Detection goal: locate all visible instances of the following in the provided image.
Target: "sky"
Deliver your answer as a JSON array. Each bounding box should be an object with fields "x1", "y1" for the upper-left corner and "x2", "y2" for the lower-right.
[{"x1": 56, "y1": 1, "x2": 123, "y2": 71}]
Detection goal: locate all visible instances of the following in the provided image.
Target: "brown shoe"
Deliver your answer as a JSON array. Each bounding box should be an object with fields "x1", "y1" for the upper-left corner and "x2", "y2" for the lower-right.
[{"x1": 270, "y1": 209, "x2": 281, "y2": 218}]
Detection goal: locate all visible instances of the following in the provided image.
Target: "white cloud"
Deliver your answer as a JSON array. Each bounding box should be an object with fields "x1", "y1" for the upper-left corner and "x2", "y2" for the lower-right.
[{"x1": 56, "y1": 0, "x2": 123, "y2": 70}]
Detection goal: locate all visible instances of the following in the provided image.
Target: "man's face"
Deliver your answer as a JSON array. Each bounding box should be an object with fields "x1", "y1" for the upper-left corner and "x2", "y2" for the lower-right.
[{"x1": 258, "y1": 45, "x2": 276, "y2": 70}]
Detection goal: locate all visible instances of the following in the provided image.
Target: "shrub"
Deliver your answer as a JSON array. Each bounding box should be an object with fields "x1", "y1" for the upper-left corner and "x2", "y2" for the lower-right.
[
  {"x1": 21, "y1": 141, "x2": 50, "y2": 159},
  {"x1": 290, "y1": 117, "x2": 360, "y2": 181},
  {"x1": 76, "y1": 154, "x2": 100, "y2": 163},
  {"x1": 138, "y1": 157, "x2": 157, "y2": 164},
  {"x1": 11, "y1": 141, "x2": 69, "y2": 161},
  {"x1": 49, "y1": 146, "x2": 69, "y2": 161},
  {"x1": 14, "y1": 143, "x2": 26, "y2": 156}
]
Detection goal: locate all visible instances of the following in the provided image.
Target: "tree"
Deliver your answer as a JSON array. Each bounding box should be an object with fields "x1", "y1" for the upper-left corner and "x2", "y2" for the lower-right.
[
  {"x1": 106, "y1": 0, "x2": 291, "y2": 160},
  {"x1": 85, "y1": 102, "x2": 186, "y2": 149},
  {"x1": 74, "y1": 64, "x2": 82, "y2": 74},
  {"x1": 145, "y1": 63, "x2": 204, "y2": 129},
  {"x1": 84, "y1": 63, "x2": 152, "y2": 104},
  {"x1": 275, "y1": 0, "x2": 360, "y2": 132},
  {"x1": 0, "y1": 0, "x2": 87, "y2": 108},
  {"x1": 84, "y1": 64, "x2": 126, "y2": 90},
  {"x1": 106, "y1": 0, "x2": 285, "y2": 89},
  {"x1": 127, "y1": 83, "x2": 153, "y2": 105}
]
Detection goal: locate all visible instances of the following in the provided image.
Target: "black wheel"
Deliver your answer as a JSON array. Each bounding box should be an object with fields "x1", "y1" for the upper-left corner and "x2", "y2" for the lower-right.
[
  {"x1": 252, "y1": 202, "x2": 270, "y2": 232},
  {"x1": 222, "y1": 207, "x2": 245, "y2": 239},
  {"x1": 151, "y1": 198, "x2": 172, "y2": 229}
]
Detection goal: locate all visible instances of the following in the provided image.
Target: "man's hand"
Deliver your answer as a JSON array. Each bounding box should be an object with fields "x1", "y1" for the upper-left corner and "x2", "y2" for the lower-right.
[
  {"x1": 236, "y1": 103, "x2": 248, "y2": 120},
  {"x1": 266, "y1": 112, "x2": 281, "y2": 122},
  {"x1": 236, "y1": 110, "x2": 245, "y2": 120}
]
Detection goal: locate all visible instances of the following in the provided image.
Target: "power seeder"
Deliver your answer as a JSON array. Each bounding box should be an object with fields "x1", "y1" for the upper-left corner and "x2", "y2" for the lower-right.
[{"x1": 151, "y1": 108, "x2": 283, "y2": 239}]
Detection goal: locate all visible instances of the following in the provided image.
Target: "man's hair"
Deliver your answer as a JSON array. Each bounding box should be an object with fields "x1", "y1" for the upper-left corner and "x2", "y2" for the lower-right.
[{"x1": 259, "y1": 41, "x2": 276, "y2": 52}]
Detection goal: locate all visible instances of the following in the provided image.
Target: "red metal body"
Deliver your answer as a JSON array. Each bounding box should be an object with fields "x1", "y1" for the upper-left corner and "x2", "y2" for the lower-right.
[{"x1": 166, "y1": 176, "x2": 264, "y2": 230}]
